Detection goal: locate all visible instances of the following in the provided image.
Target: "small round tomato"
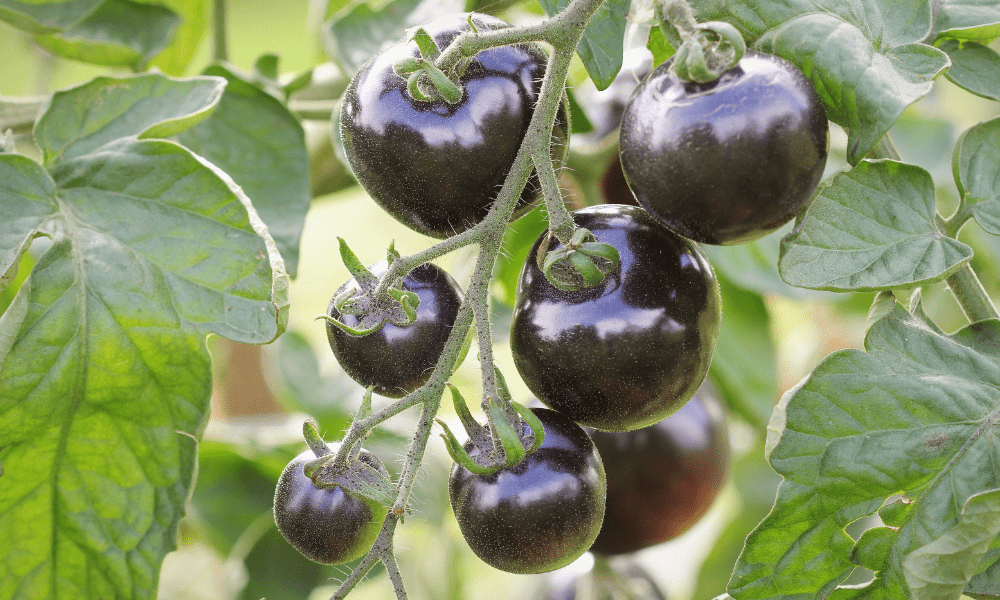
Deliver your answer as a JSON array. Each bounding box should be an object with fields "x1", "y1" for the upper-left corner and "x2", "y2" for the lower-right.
[
  {"x1": 340, "y1": 12, "x2": 569, "y2": 239},
  {"x1": 326, "y1": 260, "x2": 462, "y2": 398},
  {"x1": 448, "y1": 408, "x2": 606, "y2": 574},
  {"x1": 619, "y1": 50, "x2": 828, "y2": 245},
  {"x1": 588, "y1": 385, "x2": 729, "y2": 555},
  {"x1": 273, "y1": 447, "x2": 388, "y2": 564},
  {"x1": 510, "y1": 204, "x2": 721, "y2": 431}
]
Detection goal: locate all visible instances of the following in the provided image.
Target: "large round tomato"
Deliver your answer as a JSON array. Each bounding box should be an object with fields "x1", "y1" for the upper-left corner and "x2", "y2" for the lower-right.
[
  {"x1": 340, "y1": 12, "x2": 569, "y2": 239},
  {"x1": 510, "y1": 204, "x2": 721, "y2": 431},
  {"x1": 448, "y1": 407, "x2": 606, "y2": 574},
  {"x1": 325, "y1": 260, "x2": 462, "y2": 398},
  {"x1": 619, "y1": 50, "x2": 828, "y2": 245},
  {"x1": 273, "y1": 446, "x2": 388, "y2": 564},
  {"x1": 588, "y1": 385, "x2": 730, "y2": 555}
]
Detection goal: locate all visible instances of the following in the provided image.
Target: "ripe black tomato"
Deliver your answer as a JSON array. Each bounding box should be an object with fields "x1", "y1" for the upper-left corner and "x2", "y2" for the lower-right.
[
  {"x1": 326, "y1": 260, "x2": 462, "y2": 398},
  {"x1": 510, "y1": 204, "x2": 721, "y2": 432},
  {"x1": 273, "y1": 447, "x2": 388, "y2": 564},
  {"x1": 448, "y1": 407, "x2": 606, "y2": 574},
  {"x1": 340, "y1": 12, "x2": 569, "y2": 239},
  {"x1": 588, "y1": 385, "x2": 729, "y2": 555},
  {"x1": 619, "y1": 50, "x2": 828, "y2": 245}
]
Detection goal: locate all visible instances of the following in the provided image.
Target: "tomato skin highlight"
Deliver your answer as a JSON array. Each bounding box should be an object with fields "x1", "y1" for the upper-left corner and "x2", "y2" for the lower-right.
[
  {"x1": 273, "y1": 448, "x2": 388, "y2": 565},
  {"x1": 448, "y1": 408, "x2": 607, "y2": 574},
  {"x1": 588, "y1": 386, "x2": 730, "y2": 555},
  {"x1": 619, "y1": 50, "x2": 829, "y2": 245},
  {"x1": 510, "y1": 204, "x2": 721, "y2": 432},
  {"x1": 325, "y1": 260, "x2": 463, "y2": 398},
  {"x1": 340, "y1": 12, "x2": 569, "y2": 239}
]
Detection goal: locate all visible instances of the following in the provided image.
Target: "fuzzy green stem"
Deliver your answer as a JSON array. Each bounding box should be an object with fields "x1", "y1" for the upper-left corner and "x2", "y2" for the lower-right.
[
  {"x1": 533, "y1": 151, "x2": 576, "y2": 244},
  {"x1": 946, "y1": 264, "x2": 999, "y2": 322},
  {"x1": 213, "y1": 0, "x2": 229, "y2": 63}
]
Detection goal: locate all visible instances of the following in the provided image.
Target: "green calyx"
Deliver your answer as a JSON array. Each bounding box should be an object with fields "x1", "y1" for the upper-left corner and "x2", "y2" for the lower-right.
[
  {"x1": 537, "y1": 227, "x2": 620, "y2": 292},
  {"x1": 392, "y1": 27, "x2": 466, "y2": 105},
  {"x1": 437, "y1": 379, "x2": 545, "y2": 476},
  {"x1": 318, "y1": 238, "x2": 422, "y2": 337},
  {"x1": 656, "y1": 0, "x2": 745, "y2": 83}
]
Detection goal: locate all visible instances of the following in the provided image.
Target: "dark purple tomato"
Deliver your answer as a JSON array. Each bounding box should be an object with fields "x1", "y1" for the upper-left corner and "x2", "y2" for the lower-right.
[
  {"x1": 449, "y1": 408, "x2": 606, "y2": 574},
  {"x1": 619, "y1": 50, "x2": 828, "y2": 245},
  {"x1": 326, "y1": 260, "x2": 462, "y2": 398},
  {"x1": 273, "y1": 447, "x2": 388, "y2": 564},
  {"x1": 340, "y1": 12, "x2": 569, "y2": 239},
  {"x1": 588, "y1": 385, "x2": 729, "y2": 555},
  {"x1": 510, "y1": 204, "x2": 721, "y2": 431}
]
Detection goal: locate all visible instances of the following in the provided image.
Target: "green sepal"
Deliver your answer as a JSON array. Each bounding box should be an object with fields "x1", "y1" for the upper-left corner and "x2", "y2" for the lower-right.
[
  {"x1": 338, "y1": 237, "x2": 378, "y2": 290},
  {"x1": 303, "y1": 453, "x2": 334, "y2": 479},
  {"x1": 303, "y1": 418, "x2": 331, "y2": 458},
  {"x1": 386, "y1": 241, "x2": 400, "y2": 266},
  {"x1": 510, "y1": 402, "x2": 545, "y2": 454},
  {"x1": 407, "y1": 71, "x2": 434, "y2": 102},
  {"x1": 393, "y1": 57, "x2": 424, "y2": 78},
  {"x1": 312, "y1": 459, "x2": 396, "y2": 508},
  {"x1": 315, "y1": 313, "x2": 383, "y2": 337},
  {"x1": 681, "y1": 39, "x2": 712, "y2": 83},
  {"x1": 540, "y1": 228, "x2": 620, "y2": 292},
  {"x1": 387, "y1": 288, "x2": 420, "y2": 325},
  {"x1": 420, "y1": 60, "x2": 463, "y2": 104},
  {"x1": 410, "y1": 27, "x2": 441, "y2": 61},
  {"x1": 698, "y1": 21, "x2": 745, "y2": 66},
  {"x1": 488, "y1": 400, "x2": 526, "y2": 467},
  {"x1": 358, "y1": 386, "x2": 374, "y2": 420},
  {"x1": 437, "y1": 419, "x2": 496, "y2": 476},
  {"x1": 466, "y1": 13, "x2": 479, "y2": 34},
  {"x1": 448, "y1": 384, "x2": 491, "y2": 452}
]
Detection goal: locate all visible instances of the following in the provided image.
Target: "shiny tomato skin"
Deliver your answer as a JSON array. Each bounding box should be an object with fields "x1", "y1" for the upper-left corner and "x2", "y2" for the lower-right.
[
  {"x1": 588, "y1": 386, "x2": 729, "y2": 555},
  {"x1": 340, "y1": 12, "x2": 569, "y2": 239},
  {"x1": 619, "y1": 50, "x2": 828, "y2": 245},
  {"x1": 448, "y1": 408, "x2": 606, "y2": 574},
  {"x1": 273, "y1": 448, "x2": 388, "y2": 565},
  {"x1": 326, "y1": 260, "x2": 462, "y2": 398},
  {"x1": 510, "y1": 204, "x2": 721, "y2": 431}
]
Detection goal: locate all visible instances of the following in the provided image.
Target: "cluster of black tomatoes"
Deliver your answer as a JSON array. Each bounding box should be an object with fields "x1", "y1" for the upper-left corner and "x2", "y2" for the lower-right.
[{"x1": 274, "y1": 9, "x2": 828, "y2": 584}]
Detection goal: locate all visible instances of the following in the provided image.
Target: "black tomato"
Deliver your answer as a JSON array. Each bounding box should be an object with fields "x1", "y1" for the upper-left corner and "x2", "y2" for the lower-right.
[
  {"x1": 619, "y1": 50, "x2": 829, "y2": 245},
  {"x1": 273, "y1": 447, "x2": 388, "y2": 564},
  {"x1": 510, "y1": 204, "x2": 721, "y2": 431},
  {"x1": 326, "y1": 260, "x2": 462, "y2": 398},
  {"x1": 448, "y1": 408, "x2": 606, "y2": 574},
  {"x1": 340, "y1": 12, "x2": 569, "y2": 239},
  {"x1": 588, "y1": 385, "x2": 729, "y2": 555}
]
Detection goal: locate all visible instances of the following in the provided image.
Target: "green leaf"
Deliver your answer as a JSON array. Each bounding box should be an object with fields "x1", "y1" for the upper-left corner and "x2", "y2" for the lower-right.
[
  {"x1": 931, "y1": 0, "x2": 1000, "y2": 40},
  {"x1": 902, "y1": 489, "x2": 1000, "y2": 600},
  {"x1": 967, "y1": 555, "x2": 1000, "y2": 598},
  {"x1": 33, "y1": 0, "x2": 179, "y2": 69},
  {"x1": 322, "y1": 0, "x2": 466, "y2": 76},
  {"x1": 537, "y1": 0, "x2": 631, "y2": 90},
  {"x1": 647, "y1": 25, "x2": 676, "y2": 67},
  {"x1": 175, "y1": 65, "x2": 311, "y2": 277},
  {"x1": 779, "y1": 159, "x2": 973, "y2": 292},
  {"x1": 492, "y1": 203, "x2": 548, "y2": 307},
  {"x1": 0, "y1": 74, "x2": 287, "y2": 600},
  {"x1": 708, "y1": 276, "x2": 777, "y2": 428},
  {"x1": 34, "y1": 73, "x2": 226, "y2": 166},
  {"x1": 149, "y1": 0, "x2": 208, "y2": 76},
  {"x1": 729, "y1": 299, "x2": 1000, "y2": 599},
  {"x1": 954, "y1": 118, "x2": 1000, "y2": 236},
  {"x1": 0, "y1": 0, "x2": 104, "y2": 34},
  {"x1": 757, "y1": 14, "x2": 949, "y2": 165},
  {"x1": 939, "y1": 39, "x2": 1000, "y2": 101}
]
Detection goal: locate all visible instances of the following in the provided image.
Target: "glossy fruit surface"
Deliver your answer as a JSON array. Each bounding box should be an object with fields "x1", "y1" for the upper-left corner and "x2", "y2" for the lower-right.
[
  {"x1": 619, "y1": 50, "x2": 828, "y2": 245},
  {"x1": 340, "y1": 12, "x2": 569, "y2": 239},
  {"x1": 273, "y1": 447, "x2": 388, "y2": 564},
  {"x1": 588, "y1": 385, "x2": 729, "y2": 555},
  {"x1": 510, "y1": 204, "x2": 721, "y2": 431},
  {"x1": 326, "y1": 260, "x2": 462, "y2": 398},
  {"x1": 448, "y1": 408, "x2": 606, "y2": 574}
]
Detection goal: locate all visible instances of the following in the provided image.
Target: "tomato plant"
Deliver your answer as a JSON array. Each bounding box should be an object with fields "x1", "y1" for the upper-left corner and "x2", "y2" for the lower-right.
[
  {"x1": 587, "y1": 384, "x2": 730, "y2": 555},
  {"x1": 2, "y1": 0, "x2": 999, "y2": 599},
  {"x1": 448, "y1": 407, "x2": 606, "y2": 574},
  {"x1": 274, "y1": 445, "x2": 389, "y2": 564},
  {"x1": 510, "y1": 204, "x2": 721, "y2": 431},
  {"x1": 339, "y1": 12, "x2": 569, "y2": 239}
]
